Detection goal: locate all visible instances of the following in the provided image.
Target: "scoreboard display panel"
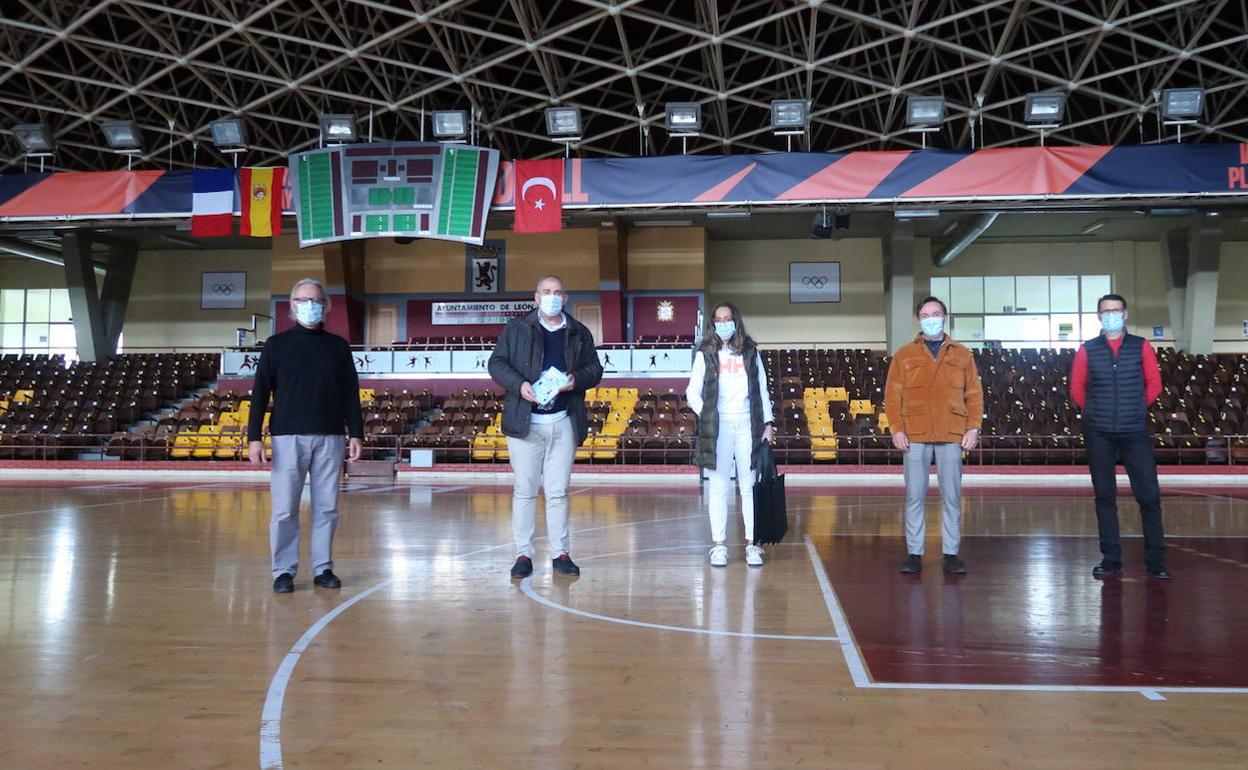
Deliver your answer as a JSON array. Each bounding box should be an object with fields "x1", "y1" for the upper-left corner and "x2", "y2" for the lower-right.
[{"x1": 290, "y1": 142, "x2": 500, "y2": 247}]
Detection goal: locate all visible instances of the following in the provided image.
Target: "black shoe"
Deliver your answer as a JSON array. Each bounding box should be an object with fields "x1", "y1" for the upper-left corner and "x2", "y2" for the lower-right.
[
  {"x1": 273, "y1": 573, "x2": 294, "y2": 593},
  {"x1": 313, "y1": 570, "x2": 342, "y2": 589},
  {"x1": 1092, "y1": 560, "x2": 1123, "y2": 578},
  {"x1": 552, "y1": 553, "x2": 581, "y2": 577},
  {"x1": 510, "y1": 555, "x2": 533, "y2": 579},
  {"x1": 943, "y1": 554, "x2": 967, "y2": 574},
  {"x1": 899, "y1": 554, "x2": 922, "y2": 574},
  {"x1": 1147, "y1": 566, "x2": 1173, "y2": 580}
]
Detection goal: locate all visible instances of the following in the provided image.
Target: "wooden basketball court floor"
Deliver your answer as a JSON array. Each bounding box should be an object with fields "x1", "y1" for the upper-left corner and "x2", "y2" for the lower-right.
[{"x1": 2, "y1": 474, "x2": 1247, "y2": 769}]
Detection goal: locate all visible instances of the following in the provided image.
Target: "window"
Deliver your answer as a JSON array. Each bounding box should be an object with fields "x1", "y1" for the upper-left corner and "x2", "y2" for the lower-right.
[
  {"x1": 929, "y1": 274, "x2": 1111, "y2": 349},
  {"x1": 0, "y1": 288, "x2": 77, "y2": 358}
]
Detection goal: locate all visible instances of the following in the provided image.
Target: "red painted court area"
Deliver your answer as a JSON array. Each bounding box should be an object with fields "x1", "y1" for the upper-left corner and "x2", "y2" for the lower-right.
[{"x1": 812, "y1": 532, "x2": 1248, "y2": 689}]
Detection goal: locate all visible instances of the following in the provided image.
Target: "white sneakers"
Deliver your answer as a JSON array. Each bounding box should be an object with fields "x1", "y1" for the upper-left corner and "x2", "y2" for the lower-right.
[{"x1": 708, "y1": 544, "x2": 765, "y2": 567}]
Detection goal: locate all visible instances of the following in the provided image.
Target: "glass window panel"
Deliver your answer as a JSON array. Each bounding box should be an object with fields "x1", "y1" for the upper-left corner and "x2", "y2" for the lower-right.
[
  {"x1": 1, "y1": 324, "x2": 23, "y2": 348},
  {"x1": 1082, "y1": 313, "x2": 1102, "y2": 339},
  {"x1": 48, "y1": 324, "x2": 76, "y2": 349},
  {"x1": 1020, "y1": 314, "x2": 1050, "y2": 344},
  {"x1": 952, "y1": 315, "x2": 984, "y2": 342},
  {"x1": 1050, "y1": 275, "x2": 1079, "y2": 312},
  {"x1": 24, "y1": 323, "x2": 49, "y2": 349},
  {"x1": 25, "y1": 289, "x2": 50, "y2": 322},
  {"x1": 1081, "y1": 275, "x2": 1111, "y2": 312},
  {"x1": 1015, "y1": 276, "x2": 1049, "y2": 313},
  {"x1": 984, "y1": 277, "x2": 1016, "y2": 313},
  {"x1": 984, "y1": 314, "x2": 1024, "y2": 341},
  {"x1": 49, "y1": 290, "x2": 72, "y2": 323},
  {"x1": 0, "y1": 290, "x2": 24, "y2": 323},
  {"x1": 949, "y1": 276, "x2": 984, "y2": 313},
  {"x1": 929, "y1": 277, "x2": 950, "y2": 305},
  {"x1": 1051, "y1": 313, "x2": 1080, "y2": 343}
]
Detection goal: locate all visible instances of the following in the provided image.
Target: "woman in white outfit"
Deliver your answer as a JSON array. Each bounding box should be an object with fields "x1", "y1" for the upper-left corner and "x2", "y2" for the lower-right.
[{"x1": 686, "y1": 303, "x2": 775, "y2": 567}]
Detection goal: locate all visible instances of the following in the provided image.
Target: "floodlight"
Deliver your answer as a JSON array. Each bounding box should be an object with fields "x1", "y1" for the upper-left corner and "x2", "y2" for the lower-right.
[
  {"x1": 431, "y1": 110, "x2": 469, "y2": 139},
  {"x1": 210, "y1": 117, "x2": 248, "y2": 148},
  {"x1": 770, "y1": 100, "x2": 809, "y2": 130},
  {"x1": 11, "y1": 123, "x2": 54, "y2": 155},
  {"x1": 545, "y1": 106, "x2": 582, "y2": 138},
  {"x1": 905, "y1": 96, "x2": 946, "y2": 126},
  {"x1": 664, "y1": 102, "x2": 702, "y2": 133},
  {"x1": 318, "y1": 114, "x2": 357, "y2": 143},
  {"x1": 1024, "y1": 92, "x2": 1066, "y2": 124},
  {"x1": 1161, "y1": 88, "x2": 1204, "y2": 120},
  {"x1": 99, "y1": 120, "x2": 142, "y2": 151}
]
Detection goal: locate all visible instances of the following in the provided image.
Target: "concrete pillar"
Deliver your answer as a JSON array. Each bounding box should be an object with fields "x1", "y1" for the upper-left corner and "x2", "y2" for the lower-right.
[
  {"x1": 884, "y1": 221, "x2": 917, "y2": 354},
  {"x1": 1182, "y1": 225, "x2": 1221, "y2": 354},
  {"x1": 1161, "y1": 228, "x2": 1189, "y2": 350},
  {"x1": 322, "y1": 240, "x2": 366, "y2": 344},
  {"x1": 597, "y1": 219, "x2": 628, "y2": 344},
  {"x1": 63, "y1": 231, "x2": 108, "y2": 362}
]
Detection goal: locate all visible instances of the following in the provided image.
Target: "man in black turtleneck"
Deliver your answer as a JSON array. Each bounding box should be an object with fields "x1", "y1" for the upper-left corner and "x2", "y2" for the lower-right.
[{"x1": 248, "y1": 278, "x2": 363, "y2": 594}]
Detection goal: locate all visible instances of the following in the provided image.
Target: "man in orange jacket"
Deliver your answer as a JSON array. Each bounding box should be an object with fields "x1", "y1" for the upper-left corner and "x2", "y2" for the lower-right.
[{"x1": 884, "y1": 296, "x2": 984, "y2": 575}]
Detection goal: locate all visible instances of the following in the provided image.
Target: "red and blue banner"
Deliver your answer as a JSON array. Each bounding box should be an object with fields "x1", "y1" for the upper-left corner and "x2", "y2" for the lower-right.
[{"x1": 1, "y1": 144, "x2": 1246, "y2": 222}]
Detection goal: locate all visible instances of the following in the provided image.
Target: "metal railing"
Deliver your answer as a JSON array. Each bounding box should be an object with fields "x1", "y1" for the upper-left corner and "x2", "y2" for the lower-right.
[{"x1": 2, "y1": 431, "x2": 1244, "y2": 466}]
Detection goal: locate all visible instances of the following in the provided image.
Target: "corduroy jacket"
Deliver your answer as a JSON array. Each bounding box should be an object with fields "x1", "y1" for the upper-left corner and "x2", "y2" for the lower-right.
[{"x1": 884, "y1": 333, "x2": 984, "y2": 443}]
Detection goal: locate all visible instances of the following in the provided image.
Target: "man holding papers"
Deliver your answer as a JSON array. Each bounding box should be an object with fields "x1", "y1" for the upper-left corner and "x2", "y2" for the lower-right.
[{"x1": 489, "y1": 275, "x2": 604, "y2": 579}]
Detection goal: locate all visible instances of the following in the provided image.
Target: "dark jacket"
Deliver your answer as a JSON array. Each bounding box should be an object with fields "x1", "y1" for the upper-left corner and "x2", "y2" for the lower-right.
[
  {"x1": 693, "y1": 341, "x2": 767, "y2": 471},
  {"x1": 1082, "y1": 333, "x2": 1147, "y2": 433},
  {"x1": 247, "y1": 324, "x2": 364, "y2": 442},
  {"x1": 487, "y1": 310, "x2": 604, "y2": 445}
]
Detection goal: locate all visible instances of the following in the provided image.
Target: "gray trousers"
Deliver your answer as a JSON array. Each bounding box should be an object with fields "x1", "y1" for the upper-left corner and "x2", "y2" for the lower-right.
[
  {"x1": 902, "y1": 441, "x2": 963, "y2": 556},
  {"x1": 270, "y1": 434, "x2": 346, "y2": 578},
  {"x1": 506, "y1": 417, "x2": 575, "y2": 559}
]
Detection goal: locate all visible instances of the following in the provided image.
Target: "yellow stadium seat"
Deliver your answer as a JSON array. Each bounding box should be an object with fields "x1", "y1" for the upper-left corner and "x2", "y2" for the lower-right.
[
  {"x1": 849, "y1": 399, "x2": 874, "y2": 417},
  {"x1": 827, "y1": 387, "x2": 849, "y2": 403}
]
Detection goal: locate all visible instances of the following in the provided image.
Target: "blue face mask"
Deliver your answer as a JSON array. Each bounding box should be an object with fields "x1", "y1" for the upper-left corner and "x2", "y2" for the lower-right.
[
  {"x1": 919, "y1": 316, "x2": 944, "y2": 337},
  {"x1": 539, "y1": 294, "x2": 564, "y2": 317},
  {"x1": 1100, "y1": 311, "x2": 1125, "y2": 333},
  {"x1": 714, "y1": 321, "x2": 736, "y2": 341},
  {"x1": 295, "y1": 300, "x2": 325, "y2": 326}
]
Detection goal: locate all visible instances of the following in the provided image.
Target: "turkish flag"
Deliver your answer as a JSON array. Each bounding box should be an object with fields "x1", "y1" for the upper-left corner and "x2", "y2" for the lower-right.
[{"x1": 513, "y1": 159, "x2": 564, "y2": 233}]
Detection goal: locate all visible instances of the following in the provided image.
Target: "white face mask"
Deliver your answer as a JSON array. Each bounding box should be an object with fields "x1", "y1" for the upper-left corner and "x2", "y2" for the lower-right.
[
  {"x1": 295, "y1": 300, "x2": 325, "y2": 326},
  {"x1": 539, "y1": 294, "x2": 564, "y2": 317},
  {"x1": 919, "y1": 316, "x2": 944, "y2": 337}
]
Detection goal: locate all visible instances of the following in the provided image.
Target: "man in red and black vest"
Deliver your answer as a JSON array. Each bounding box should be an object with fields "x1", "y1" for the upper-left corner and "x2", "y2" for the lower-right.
[{"x1": 1070, "y1": 293, "x2": 1171, "y2": 580}]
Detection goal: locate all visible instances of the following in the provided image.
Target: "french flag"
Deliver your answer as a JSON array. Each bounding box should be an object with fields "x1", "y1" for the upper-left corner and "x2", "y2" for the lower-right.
[{"x1": 191, "y1": 168, "x2": 235, "y2": 237}]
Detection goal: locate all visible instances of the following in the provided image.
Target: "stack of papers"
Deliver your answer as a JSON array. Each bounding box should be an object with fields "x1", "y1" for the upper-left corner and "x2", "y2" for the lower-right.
[{"x1": 532, "y1": 366, "x2": 570, "y2": 408}]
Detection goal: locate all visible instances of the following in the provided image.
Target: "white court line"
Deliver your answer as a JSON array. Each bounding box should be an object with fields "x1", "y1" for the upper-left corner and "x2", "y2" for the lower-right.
[
  {"x1": 519, "y1": 575, "x2": 839, "y2": 642},
  {"x1": 803, "y1": 534, "x2": 1248, "y2": 701},
  {"x1": 258, "y1": 512, "x2": 710, "y2": 769}
]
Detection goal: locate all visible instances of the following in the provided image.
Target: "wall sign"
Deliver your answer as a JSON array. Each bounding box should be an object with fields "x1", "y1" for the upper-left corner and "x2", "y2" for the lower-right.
[
  {"x1": 789, "y1": 262, "x2": 841, "y2": 304},
  {"x1": 202, "y1": 271, "x2": 246, "y2": 310},
  {"x1": 431, "y1": 300, "x2": 534, "y2": 326},
  {"x1": 466, "y1": 240, "x2": 505, "y2": 294}
]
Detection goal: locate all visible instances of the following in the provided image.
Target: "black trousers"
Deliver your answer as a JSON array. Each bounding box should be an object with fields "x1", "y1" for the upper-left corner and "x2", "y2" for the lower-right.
[{"x1": 1085, "y1": 429, "x2": 1166, "y2": 569}]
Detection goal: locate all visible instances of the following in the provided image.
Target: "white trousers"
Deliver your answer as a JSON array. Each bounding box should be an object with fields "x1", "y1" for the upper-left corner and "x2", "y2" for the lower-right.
[
  {"x1": 506, "y1": 417, "x2": 576, "y2": 559},
  {"x1": 706, "y1": 413, "x2": 755, "y2": 543}
]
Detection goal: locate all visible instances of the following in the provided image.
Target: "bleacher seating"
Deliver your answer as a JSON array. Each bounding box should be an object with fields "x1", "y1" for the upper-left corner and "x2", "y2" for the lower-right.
[
  {"x1": 0, "y1": 353, "x2": 218, "y2": 460},
  {"x1": 2, "y1": 348, "x2": 1246, "y2": 465}
]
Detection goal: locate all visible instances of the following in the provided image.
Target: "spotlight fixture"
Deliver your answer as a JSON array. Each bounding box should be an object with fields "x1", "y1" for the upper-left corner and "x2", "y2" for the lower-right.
[
  {"x1": 11, "y1": 123, "x2": 54, "y2": 155},
  {"x1": 99, "y1": 120, "x2": 143, "y2": 151},
  {"x1": 210, "y1": 117, "x2": 248, "y2": 149},
  {"x1": 318, "y1": 113, "x2": 358, "y2": 144},
  {"x1": 1161, "y1": 88, "x2": 1204, "y2": 121},
  {"x1": 431, "y1": 110, "x2": 469, "y2": 140},
  {"x1": 1024, "y1": 92, "x2": 1066, "y2": 124},
  {"x1": 544, "y1": 106, "x2": 583, "y2": 138},
  {"x1": 905, "y1": 96, "x2": 946, "y2": 127},
  {"x1": 664, "y1": 102, "x2": 702, "y2": 134},
  {"x1": 770, "y1": 100, "x2": 809, "y2": 131}
]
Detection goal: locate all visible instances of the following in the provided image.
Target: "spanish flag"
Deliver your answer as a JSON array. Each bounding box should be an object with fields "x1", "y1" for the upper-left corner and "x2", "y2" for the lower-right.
[{"x1": 240, "y1": 167, "x2": 286, "y2": 237}]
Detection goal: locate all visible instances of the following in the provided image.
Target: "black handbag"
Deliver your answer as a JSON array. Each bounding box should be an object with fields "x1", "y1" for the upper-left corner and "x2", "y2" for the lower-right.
[{"x1": 751, "y1": 440, "x2": 788, "y2": 545}]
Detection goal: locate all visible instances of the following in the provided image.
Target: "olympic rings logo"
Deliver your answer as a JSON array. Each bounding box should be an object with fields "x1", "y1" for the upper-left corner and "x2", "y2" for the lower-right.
[
  {"x1": 212, "y1": 283, "x2": 236, "y2": 295},
  {"x1": 801, "y1": 275, "x2": 829, "y2": 289}
]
